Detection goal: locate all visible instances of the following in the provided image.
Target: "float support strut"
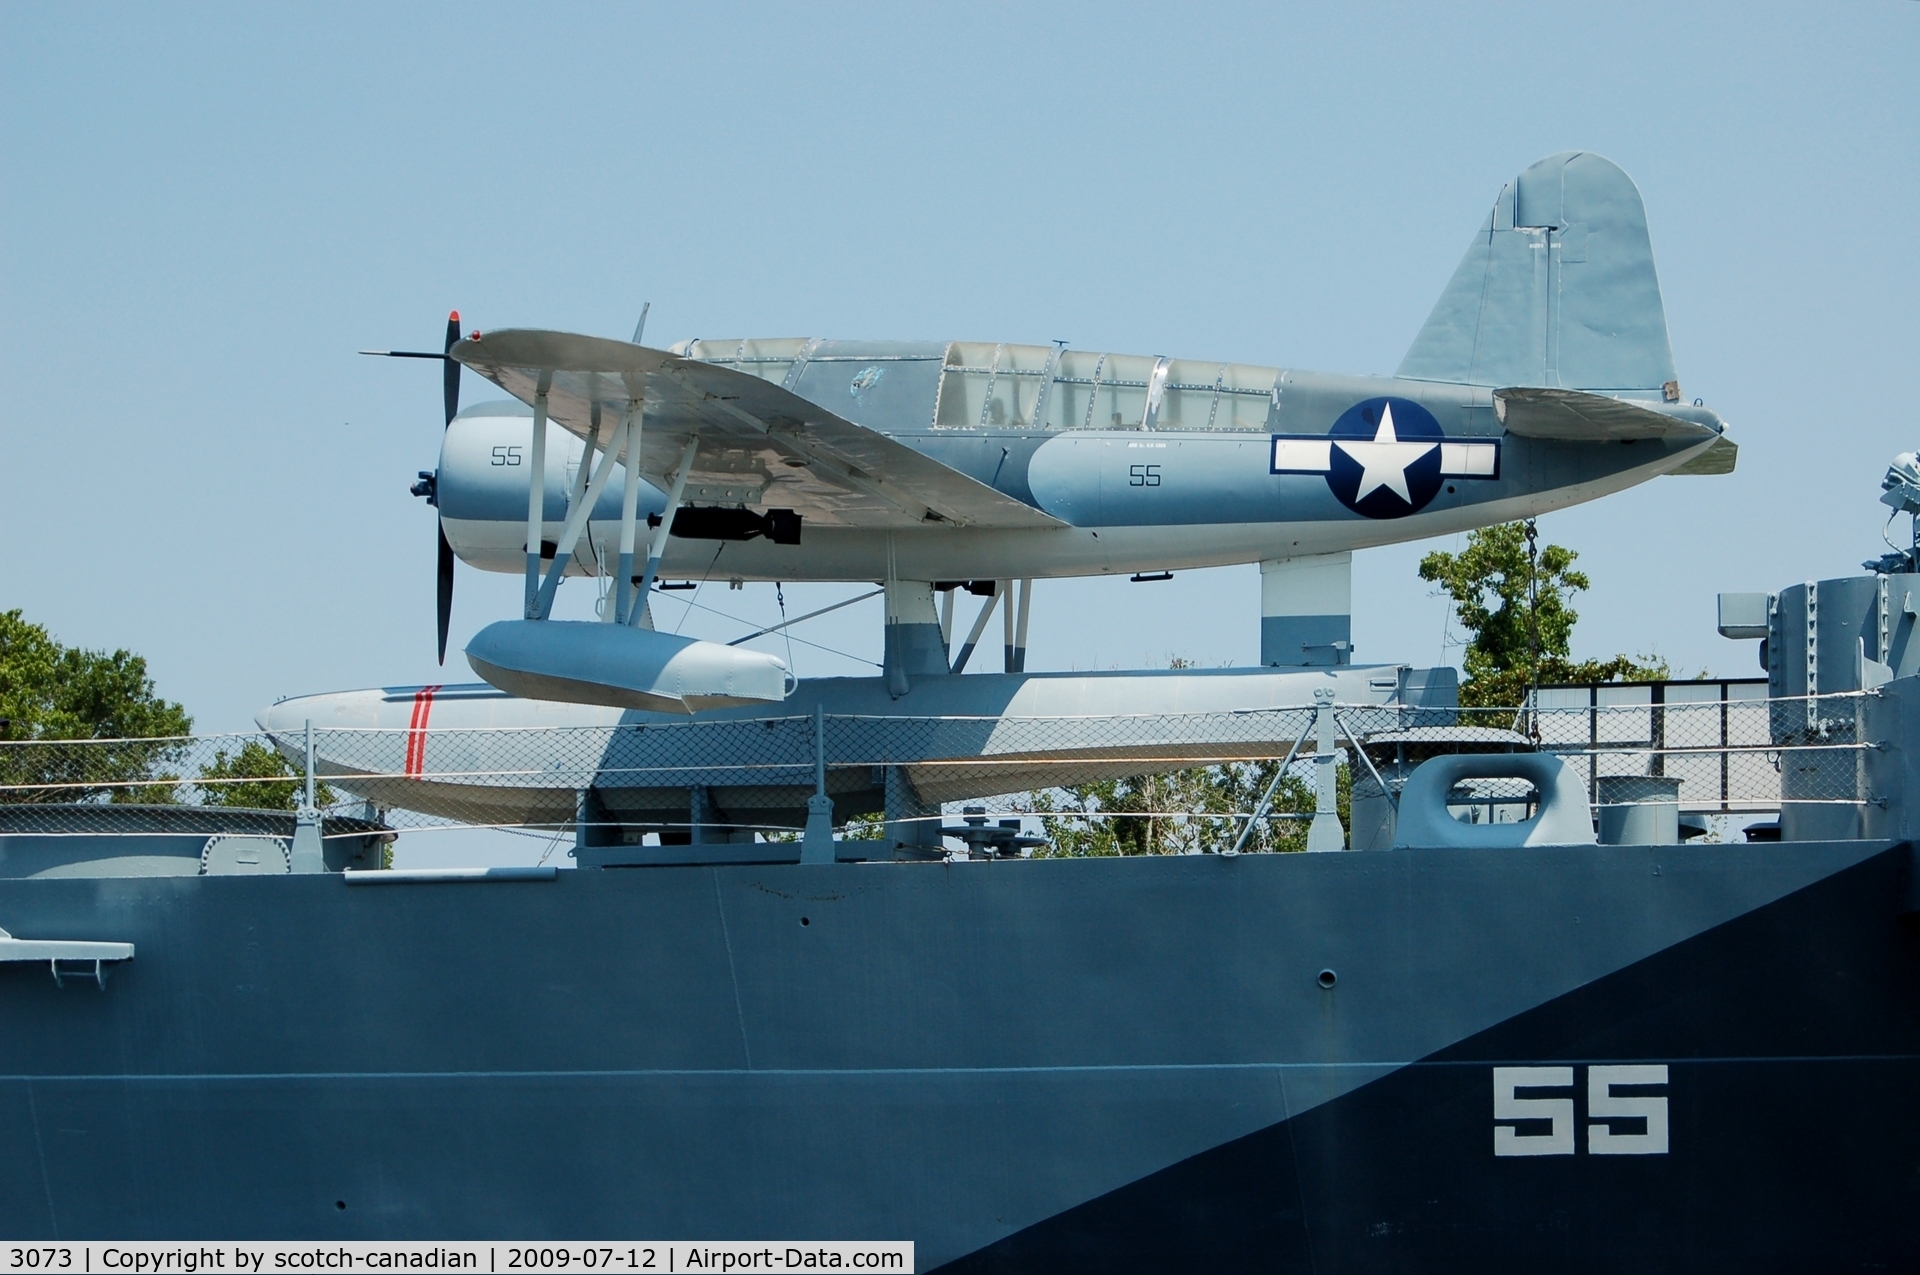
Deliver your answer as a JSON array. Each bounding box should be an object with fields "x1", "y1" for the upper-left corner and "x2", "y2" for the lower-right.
[
  {"x1": 522, "y1": 375, "x2": 552, "y2": 618},
  {"x1": 532, "y1": 416, "x2": 628, "y2": 620},
  {"x1": 628, "y1": 438, "x2": 700, "y2": 625},
  {"x1": 1011, "y1": 579, "x2": 1033, "y2": 673},
  {"x1": 613, "y1": 404, "x2": 642, "y2": 624},
  {"x1": 950, "y1": 584, "x2": 1003, "y2": 674}
]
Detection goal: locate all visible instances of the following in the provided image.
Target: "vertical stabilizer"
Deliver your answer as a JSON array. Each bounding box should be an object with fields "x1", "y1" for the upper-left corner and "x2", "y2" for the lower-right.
[{"x1": 1397, "y1": 152, "x2": 1677, "y2": 393}]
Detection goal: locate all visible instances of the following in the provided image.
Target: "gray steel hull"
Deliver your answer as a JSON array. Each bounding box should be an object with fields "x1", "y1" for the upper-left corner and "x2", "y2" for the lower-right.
[{"x1": 1, "y1": 841, "x2": 1914, "y2": 1268}]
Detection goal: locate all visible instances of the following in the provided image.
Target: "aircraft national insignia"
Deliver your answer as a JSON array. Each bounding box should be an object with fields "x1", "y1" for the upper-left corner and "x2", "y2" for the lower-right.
[{"x1": 1270, "y1": 396, "x2": 1500, "y2": 519}]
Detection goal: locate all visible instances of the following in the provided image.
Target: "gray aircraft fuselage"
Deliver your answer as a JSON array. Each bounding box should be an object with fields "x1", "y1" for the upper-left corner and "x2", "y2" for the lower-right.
[{"x1": 432, "y1": 361, "x2": 1722, "y2": 585}]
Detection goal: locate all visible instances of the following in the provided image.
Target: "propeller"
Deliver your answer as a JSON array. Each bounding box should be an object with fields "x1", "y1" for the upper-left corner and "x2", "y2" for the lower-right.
[{"x1": 362, "y1": 310, "x2": 464, "y2": 664}]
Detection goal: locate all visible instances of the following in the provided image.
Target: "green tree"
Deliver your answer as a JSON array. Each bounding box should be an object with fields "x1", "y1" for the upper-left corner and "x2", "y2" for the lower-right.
[
  {"x1": 197, "y1": 740, "x2": 332, "y2": 810},
  {"x1": 1418, "y1": 523, "x2": 1668, "y2": 708},
  {"x1": 1026, "y1": 758, "x2": 1352, "y2": 856},
  {"x1": 0, "y1": 610, "x2": 193, "y2": 802},
  {"x1": 1018, "y1": 655, "x2": 1358, "y2": 856}
]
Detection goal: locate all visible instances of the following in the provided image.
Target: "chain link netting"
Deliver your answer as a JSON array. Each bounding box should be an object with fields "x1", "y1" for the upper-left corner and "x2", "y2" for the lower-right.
[{"x1": 0, "y1": 688, "x2": 1881, "y2": 850}]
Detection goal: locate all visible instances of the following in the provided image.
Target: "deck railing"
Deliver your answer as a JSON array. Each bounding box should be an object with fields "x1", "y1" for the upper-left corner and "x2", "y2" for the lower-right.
[{"x1": 0, "y1": 686, "x2": 1882, "y2": 851}]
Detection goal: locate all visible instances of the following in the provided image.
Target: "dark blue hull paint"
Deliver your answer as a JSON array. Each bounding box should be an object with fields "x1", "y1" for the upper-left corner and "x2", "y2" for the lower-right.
[
  {"x1": 944, "y1": 844, "x2": 1920, "y2": 1272},
  {"x1": 0, "y1": 841, "x2": 1912, "y2": 1266}
]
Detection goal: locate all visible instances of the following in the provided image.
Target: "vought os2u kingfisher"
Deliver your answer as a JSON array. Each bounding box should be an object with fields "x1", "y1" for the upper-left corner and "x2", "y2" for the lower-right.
[{"x1": 277, "y1": 149, "x2": 1735, "y2": 847}]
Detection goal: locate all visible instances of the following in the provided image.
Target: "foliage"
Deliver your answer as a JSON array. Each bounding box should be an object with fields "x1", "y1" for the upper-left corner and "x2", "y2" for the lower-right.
[
  {"x1": 1418, "y1": 523, "x2": 1668, "y2": 708},
  {"x1": 196, "y1": 739, "x2": 332, "y2": 810},
  {"x1": 1025, "y1": 757, "x2": 1351, "y2": 856},
  {"x1": 756, "y1": 809, "x2": 881, "y2": 844},
  {"x1": 0, "y1": 609, "x2": 193, "y2": 803},
  {"x1": 834, "y1": 810, "x2": 886, "y2": 842},
  {"x1": 1011, "y1": 654, "x2": 1354, "y2": 856}
]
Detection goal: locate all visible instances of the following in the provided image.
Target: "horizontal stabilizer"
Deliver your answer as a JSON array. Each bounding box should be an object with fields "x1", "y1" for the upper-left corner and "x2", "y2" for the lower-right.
[
  {"x1": 1668, "y1": 435, "x2": 1738, "y2": 475},
  {"x1": 452, "y1": 329, "x2": 1064, "y2": 532},
  {"x1": 1494, "y1": 387, "x2": 1720, "y2": 442}
]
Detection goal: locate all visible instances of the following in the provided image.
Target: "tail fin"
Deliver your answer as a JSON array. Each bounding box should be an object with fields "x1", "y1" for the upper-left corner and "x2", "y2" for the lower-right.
[{"x1": 1397, "y1": 152, "x2": 1677, "y2": 394}]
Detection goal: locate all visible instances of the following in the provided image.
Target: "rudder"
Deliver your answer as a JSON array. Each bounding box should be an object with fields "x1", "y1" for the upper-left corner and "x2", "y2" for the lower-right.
[{"x1": 1397, "y1": 152, "x2": 1676, "y2": 394}]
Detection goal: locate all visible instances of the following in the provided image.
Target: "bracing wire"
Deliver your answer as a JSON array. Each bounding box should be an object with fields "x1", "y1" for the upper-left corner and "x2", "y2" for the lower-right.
[{"x1": 662, "y1": 589, "x2": 882, "y2": 669}]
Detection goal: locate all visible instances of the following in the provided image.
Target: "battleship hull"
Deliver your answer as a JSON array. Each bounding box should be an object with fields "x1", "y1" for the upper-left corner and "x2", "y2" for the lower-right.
[{"x1": 1, "y1": 839, "x2": 1915, "y2": 1268}]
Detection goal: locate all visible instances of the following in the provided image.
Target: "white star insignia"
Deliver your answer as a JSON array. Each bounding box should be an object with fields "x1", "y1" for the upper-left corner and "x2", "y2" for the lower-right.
[{"x1": 1333, "y1": 402, "x2": 1436, "y2": 504}]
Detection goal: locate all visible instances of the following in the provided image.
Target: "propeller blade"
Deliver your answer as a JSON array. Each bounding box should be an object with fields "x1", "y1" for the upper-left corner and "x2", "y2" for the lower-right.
[
  {"x1": 366, "y1": 310, "x2": 466, "y2": 663},
  {"x1": 437, "y1": 520, "x2": 456, "y2": 666},
  {"x1": 439, "y1": 313, "x2": 461, "y2": 659},
  {"x1": 443, "y1": 309, "x2": 461, "y2": 427}
]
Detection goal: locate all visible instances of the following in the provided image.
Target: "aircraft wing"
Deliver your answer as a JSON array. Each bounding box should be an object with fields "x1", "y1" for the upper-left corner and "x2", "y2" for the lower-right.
[
  {"x1": 450, "y1": 329, "x2": 1064, "y2": 530},
  {"x1": 1494, "y1": 387, "x2": 1723, "y2": 443}
]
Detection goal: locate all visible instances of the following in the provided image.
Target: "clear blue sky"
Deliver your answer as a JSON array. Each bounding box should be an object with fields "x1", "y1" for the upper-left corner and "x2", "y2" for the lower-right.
[{"x1": 5, "y1": 2, "x2": 1917, "y2": 735}]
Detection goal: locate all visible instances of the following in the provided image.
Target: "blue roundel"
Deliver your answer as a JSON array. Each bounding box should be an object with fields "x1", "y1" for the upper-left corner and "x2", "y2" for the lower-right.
[{"x1": 1325, "y1": 397, "x2": 1445, "y2": 519}]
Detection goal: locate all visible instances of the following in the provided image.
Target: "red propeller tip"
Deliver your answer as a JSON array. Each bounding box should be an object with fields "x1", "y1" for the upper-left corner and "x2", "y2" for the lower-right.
[{"x1": 448, "y1": 310, "x2": 460, "y2": 322}]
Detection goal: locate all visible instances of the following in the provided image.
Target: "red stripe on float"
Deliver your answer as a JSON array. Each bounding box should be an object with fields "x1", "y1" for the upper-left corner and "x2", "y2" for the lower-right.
[{"x1": 404, "y1": 685, "x2": 440, "y2": 778}]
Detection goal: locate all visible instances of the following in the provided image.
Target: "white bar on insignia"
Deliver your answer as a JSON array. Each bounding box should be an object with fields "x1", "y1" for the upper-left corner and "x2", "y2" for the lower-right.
[
  {"x1": 1271, "y1": 438, "x2": 1332, "y2": 471},
  {"x1": 1440, "y1": 442, "x2": 1498, "y2": 476},
  {"x1": 54, "y1": 1242, "x2": 917, "y2": 1273}
]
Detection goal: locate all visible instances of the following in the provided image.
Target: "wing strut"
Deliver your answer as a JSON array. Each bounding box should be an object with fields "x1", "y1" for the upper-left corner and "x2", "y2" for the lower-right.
[
  {"x1": 628, "y1": 438, "x2": 700, "y2": 625},
  {"x1": 531, "y1": 411, "x2": 631, "y2": 621},
  {"x1": 522, "y1": 373, "x2": 552, "y2": 618},
  {"x1": 612, "y1": 404, "x2": 644, "y2": 625}
]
